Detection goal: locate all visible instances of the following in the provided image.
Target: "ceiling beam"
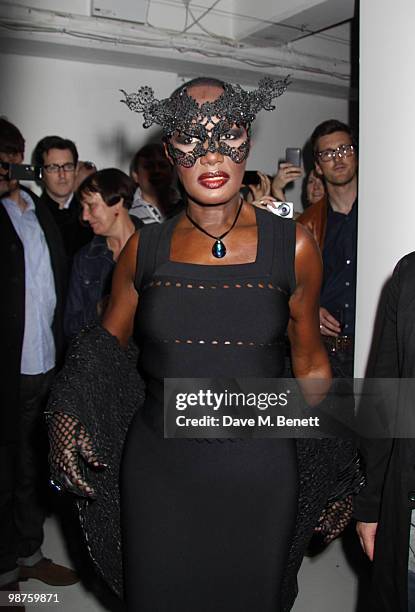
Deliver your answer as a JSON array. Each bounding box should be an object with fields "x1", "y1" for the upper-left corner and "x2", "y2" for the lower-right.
[{"x1": 0, "y1": 2, "x2": 353, "y2": 99}]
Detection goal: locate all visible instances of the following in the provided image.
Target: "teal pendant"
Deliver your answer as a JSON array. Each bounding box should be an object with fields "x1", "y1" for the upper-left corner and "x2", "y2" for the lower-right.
[{"x1": 212, "y1": 239, "x2": 226, "y2": 258}]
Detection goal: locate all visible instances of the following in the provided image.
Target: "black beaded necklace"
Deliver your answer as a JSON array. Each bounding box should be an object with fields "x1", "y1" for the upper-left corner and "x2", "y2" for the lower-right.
[{"x1": 185, "y1": 199, "x2": 244, "y2": 258}]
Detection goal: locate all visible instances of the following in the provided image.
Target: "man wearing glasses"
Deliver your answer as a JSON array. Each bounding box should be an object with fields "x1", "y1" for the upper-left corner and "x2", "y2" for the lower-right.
[
  {"x1": 298, "y1": 119, "x2": 358, "y2": 378},
  {"x1": 34, "y1": 136, "x2": 92, "y2": 261}
]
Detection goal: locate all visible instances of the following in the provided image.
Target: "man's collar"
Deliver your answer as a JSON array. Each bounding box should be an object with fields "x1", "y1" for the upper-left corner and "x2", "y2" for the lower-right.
[
  {"x1": 62, "y1": 193, "x2": 74, "y2": 209},
  {"x1": 1, "y1": 188, "x2": 35, "y2": 211},
  {"x1": 20, "y1": 189, "x2": 36, "y2": 211},
  {"x1": 45, "y1": 189, "x2": 74, "y2": 210},
  {"x1": 327, "y1": 196, "x2": 358, "y2": 216}
]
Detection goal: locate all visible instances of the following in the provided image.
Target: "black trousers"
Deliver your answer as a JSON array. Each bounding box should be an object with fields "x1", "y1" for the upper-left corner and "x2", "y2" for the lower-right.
[
  {"x1": 328, "y1": 350, "x2": 354, "y2": 379},
  {"x1": 0, "y1": 370, "x2": 54, "y2": 576}
]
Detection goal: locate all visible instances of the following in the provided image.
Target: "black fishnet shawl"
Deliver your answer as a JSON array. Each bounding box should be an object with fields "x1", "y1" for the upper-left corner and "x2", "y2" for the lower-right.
[{"x1": 47, "y1": 325, "x2": 362, "y2": 610}]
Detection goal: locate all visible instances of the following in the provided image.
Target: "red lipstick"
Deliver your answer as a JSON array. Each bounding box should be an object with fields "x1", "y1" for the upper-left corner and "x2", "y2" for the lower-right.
[{"x1": 198, "y1": 171, "x2": 230, "y2": 189}]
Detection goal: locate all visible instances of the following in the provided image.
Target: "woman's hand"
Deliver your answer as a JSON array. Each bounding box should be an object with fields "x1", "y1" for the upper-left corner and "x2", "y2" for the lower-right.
[
  {"x1": 48, "y1": 412, "x2": 105, "y2": 498},
  {"x1": 250, "y1": 195, "x2": 278, "y2": 210},
  {"x1": 315, "y1": 495, "x2": 354, "y2": 544},
  {"x1": 245, "y1": 171, "x2": 271, "y2": 203},
  {"x1": 356, "y1": 521, "x2": 378, "y2": 561},
  {"x1": 271, "y1": 163, "x2": 303, "y2": 201}
]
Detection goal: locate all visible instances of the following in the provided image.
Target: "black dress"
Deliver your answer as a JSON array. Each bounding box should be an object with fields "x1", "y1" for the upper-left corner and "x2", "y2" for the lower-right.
[{"x1": 121, "y1": 208, "x2": 299, "y2": 611}]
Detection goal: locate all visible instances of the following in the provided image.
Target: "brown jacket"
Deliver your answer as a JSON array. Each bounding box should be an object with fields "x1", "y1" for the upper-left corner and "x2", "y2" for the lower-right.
[{"x1": 297, "y1": 196, "x2": 327, "y2": 251}]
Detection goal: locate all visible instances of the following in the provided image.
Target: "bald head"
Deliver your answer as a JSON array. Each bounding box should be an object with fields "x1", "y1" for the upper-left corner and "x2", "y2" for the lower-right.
[{"x1": 186, "y1": 83, "x2": 224, "y2": 106}]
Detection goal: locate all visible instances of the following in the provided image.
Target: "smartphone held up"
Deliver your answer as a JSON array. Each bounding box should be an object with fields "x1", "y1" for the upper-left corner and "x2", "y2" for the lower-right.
[
  {"x1": 0, "y1": 162, "x2": 42, "y2": 181},
  {"x1": 285, "y1": 147, "x2": 302, "y2": 167}
]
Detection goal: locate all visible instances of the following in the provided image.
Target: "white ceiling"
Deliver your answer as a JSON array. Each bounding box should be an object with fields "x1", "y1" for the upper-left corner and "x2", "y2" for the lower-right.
[{"x1": 0, "y1": 0, "x2": 356, "y2": 98}]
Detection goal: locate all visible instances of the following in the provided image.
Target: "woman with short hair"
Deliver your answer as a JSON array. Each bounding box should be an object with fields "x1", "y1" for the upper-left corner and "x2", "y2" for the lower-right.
[{"x1": 64, "y1": 168, "x2": 142, "y2": 337}]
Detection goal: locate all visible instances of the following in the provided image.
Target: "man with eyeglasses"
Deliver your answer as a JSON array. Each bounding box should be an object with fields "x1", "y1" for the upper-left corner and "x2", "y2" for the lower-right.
[
  {"x1": 298, "y1": 119, "x2": 358, "y2": 378},
  {"x1": 34, "y1": 136, "x2": 92, "y2": 261},
  {"x1": 0, "y1": 118, "x2": 77, "y2": 600}
]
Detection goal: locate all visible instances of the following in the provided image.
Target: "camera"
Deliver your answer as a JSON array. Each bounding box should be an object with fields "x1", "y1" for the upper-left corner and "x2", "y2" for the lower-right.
[
  {"x1": 0, "y1": 162, "x2": 43, "y2": 181},
  {"x1": 266, "y1": 201, "x2": 294, "y2": 219}
]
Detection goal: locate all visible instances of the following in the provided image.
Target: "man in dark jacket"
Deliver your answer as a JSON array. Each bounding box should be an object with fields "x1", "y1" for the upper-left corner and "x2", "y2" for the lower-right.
[
  {"x1": 0, "y1": 119, "x2": 77, "y2": 597},
  {"x1": 33, "y1": 135, "x2": 92, "y2": 263},
  {"x1": 298, "y1": 119, "x2": 358, "y2": 377},
  {"x1": 354, "y1": 253, "x2": 415, "y2": 611}
]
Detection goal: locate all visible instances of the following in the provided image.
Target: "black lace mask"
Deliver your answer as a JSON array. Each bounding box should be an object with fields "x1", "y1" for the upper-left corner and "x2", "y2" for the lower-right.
[
  {"x1": 121, "y1": 77, "x2": 289, "y2": 167},
  {"x1": 165, "y1": 118, "x2": 251, "y2": 167}
]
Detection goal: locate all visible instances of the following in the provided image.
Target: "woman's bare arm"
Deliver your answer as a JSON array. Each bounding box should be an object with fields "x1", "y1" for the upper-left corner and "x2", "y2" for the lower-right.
[
  {"x1": 102, "y1": 232, "x2": 140, "y2": 347},
  {"x1": 288, "y1": 224, "x2": 331, "y2": 400}
]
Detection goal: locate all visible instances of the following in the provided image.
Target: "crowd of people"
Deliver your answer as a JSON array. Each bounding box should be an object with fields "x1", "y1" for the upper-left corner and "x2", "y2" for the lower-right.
[{"x1": 0, "y1": 74, "x2": 411, "y2": 612}]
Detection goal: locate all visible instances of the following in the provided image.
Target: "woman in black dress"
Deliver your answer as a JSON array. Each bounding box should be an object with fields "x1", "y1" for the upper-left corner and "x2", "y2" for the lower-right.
[
  {"x1": 48, "y1": 77, "x2": 358, "y2": 611},
  {"x1": 107, "y1": 77, "x2": 331, "y2": 612}
]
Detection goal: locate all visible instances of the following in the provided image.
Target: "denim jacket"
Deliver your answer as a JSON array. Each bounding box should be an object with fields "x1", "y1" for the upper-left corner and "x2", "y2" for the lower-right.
[{"x1": 64, "y1": 218, "x2": 142, "y2": 338}]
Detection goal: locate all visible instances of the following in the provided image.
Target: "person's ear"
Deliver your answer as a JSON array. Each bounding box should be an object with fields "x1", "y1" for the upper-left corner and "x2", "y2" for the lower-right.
[
  {"x1": 131, "y1": 170, "x2": 139, "y2": 184},
  {"x1": 113, "y1": 198, "x2": 124, "y2": 216}
]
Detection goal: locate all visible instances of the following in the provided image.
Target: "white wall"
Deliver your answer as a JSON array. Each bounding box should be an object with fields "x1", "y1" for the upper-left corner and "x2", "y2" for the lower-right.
[
  {"x1": 1, "y1": 53, "x2": 179, "y2": 174},
  {"x1": 1, "y1": 52, "x2": 348, "y2": 208},
  {"x1": 355, "y1": 0, "x2": 415, "y2": 376}
]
